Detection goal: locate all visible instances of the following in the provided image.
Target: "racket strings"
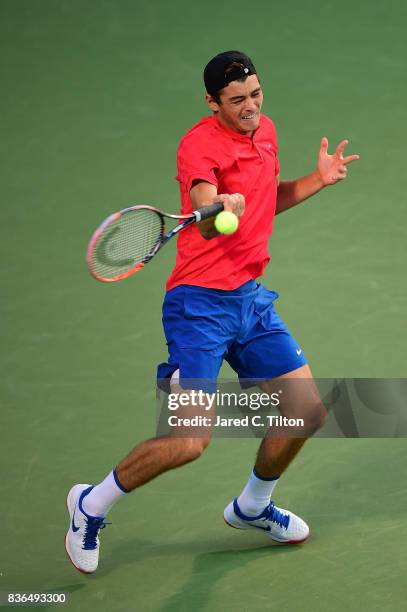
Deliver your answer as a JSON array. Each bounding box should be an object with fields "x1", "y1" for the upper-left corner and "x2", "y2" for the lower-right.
[{"x1": 91, "y1": 208, "x2": 164, "y2": 279}]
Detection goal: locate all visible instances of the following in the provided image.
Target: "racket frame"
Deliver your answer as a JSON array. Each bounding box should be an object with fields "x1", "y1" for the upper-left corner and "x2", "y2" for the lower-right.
[{"x1": 87, "y1": 202, "x2": 224, "y2": 283}]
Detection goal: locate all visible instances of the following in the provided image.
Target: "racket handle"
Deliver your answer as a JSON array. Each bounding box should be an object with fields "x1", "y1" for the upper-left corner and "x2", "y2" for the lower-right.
[{"x1": 194, "y1": 201, "x2": 224, "y2": 222}]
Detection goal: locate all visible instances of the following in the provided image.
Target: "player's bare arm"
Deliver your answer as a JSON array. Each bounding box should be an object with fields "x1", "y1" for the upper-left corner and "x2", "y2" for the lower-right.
[
  {"x1": 190, "y1": 180, "x2": 245, "y2": 239},
  {"x1": 276, "y1": 137, "x2": 360, "y2": 215}
]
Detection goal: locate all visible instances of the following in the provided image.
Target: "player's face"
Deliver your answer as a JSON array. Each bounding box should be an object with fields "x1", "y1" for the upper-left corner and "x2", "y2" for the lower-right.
[{"x1": 206, "y1": 75, "x2": 263, "y2": 136}]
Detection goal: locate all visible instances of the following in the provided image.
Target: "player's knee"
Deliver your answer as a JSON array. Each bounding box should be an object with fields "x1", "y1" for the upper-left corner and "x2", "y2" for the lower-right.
[
  {"x1": 306, "y1": 400, "x2": 327, "y2": 432},
  {"x1": 183, "y1": 437, "x2": 211, "y2": 462}
]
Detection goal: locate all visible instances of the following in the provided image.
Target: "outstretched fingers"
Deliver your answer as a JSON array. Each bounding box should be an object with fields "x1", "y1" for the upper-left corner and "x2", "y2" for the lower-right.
[
  {"x1": 342, "y1": 153, "x2": 360, "y2": 165},
  {"x1": 335, "y1": 139, "x2": 360, "y2": 164},
  {"x1": 335, "y1": 139, "x2": 349, "y2": 158}
]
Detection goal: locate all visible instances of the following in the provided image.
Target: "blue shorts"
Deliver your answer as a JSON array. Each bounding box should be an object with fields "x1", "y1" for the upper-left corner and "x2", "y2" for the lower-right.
[{"x1": 157, "y1": 280, "x2": 307, "y2": 389}]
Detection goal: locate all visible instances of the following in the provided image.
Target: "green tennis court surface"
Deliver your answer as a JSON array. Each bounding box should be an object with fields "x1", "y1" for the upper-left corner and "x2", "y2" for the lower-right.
[{"x1": 1, "y1": 0, "x2": 406, "y2": 610}]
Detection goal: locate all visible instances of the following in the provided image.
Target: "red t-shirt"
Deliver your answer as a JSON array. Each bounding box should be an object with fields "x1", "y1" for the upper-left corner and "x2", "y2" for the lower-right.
[{"x1": 166, "y1": 113, "x2": 280, "y2": 291}]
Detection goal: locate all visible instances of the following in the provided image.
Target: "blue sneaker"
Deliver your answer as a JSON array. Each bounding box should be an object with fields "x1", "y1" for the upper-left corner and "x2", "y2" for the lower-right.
[
  {"x1": 224, "y1": 498, "x2": 309, "y2": 543},
  {"x1": 65, "y1": 484, "x2": 108, "y2": 573}
]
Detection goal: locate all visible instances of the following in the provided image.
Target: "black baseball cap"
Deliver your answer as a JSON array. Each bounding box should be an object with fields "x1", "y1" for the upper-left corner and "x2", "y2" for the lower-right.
[{"x1": 204, "y1": 50, "x2": 257, "y2": 96}]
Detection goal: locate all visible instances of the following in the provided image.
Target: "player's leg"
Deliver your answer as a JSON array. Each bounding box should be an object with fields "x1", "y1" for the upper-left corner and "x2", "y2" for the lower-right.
[
  {"x1": 224, "y1": 365, "x2": 325, "y2": 543},
  {"x1": 254, "y1": 363, "x2": 326, "y2": 480},
  {"x1": 224, "y1": 285, "x2": 326, "y2": 543},
  {"x1": 65, "y1": 375, "x2": 212, "y2": 574},
  {"x1": 234, "y1": 363, "x2": 325, "y2": 514},
  {"x1": 115, "y1": 381, "x2": 213, "y2": 489},
  {"x1": 65, "y1": 285, "x2": 231, "y2": 573}
]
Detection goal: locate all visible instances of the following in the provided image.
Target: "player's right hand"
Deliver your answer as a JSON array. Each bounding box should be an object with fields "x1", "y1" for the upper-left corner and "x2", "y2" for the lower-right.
[{"x1": 216, "y1": 193, "x2": 245, "y2": 217}]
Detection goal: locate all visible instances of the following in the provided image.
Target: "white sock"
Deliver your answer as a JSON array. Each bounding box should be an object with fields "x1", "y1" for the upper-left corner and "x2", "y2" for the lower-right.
[
  {"x1": 82, "y1": 470, "x2": 127, "y2": 517},
  {"x1": 237, "y1": 469, "x2": 280, "y2": 516}
]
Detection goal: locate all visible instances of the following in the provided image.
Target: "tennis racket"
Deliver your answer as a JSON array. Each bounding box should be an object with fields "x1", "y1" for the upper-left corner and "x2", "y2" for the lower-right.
[{"x1": 86, "y1": 201, "x2": 224, "y2": 282}]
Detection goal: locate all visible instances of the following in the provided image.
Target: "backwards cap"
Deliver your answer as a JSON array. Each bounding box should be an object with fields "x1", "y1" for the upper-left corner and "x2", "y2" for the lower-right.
[{"x1": 204, "y1": 50, "x2": 257, "y2": 96}]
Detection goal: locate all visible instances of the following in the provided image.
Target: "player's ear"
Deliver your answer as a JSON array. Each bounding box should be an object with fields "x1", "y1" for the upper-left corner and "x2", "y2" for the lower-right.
[{"x1": 205, "y1": 94, "x2": 220, "y2": 113}]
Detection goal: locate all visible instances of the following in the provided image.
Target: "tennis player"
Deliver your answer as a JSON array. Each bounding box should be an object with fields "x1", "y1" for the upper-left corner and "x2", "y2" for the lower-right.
[{"x1": 65, "y1": 51, "x2": 359, "y2": 573}]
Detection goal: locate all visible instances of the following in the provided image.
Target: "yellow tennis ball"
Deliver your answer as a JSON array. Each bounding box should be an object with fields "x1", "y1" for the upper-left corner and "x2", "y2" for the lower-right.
[{"x1": 214, "y1": 211, "x2": 239, "y2": 235}]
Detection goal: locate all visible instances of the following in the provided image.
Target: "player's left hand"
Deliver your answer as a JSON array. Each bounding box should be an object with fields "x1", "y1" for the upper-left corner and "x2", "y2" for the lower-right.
[{"x1": 317, "y1": 137, "x2": 360, "y2": 186}]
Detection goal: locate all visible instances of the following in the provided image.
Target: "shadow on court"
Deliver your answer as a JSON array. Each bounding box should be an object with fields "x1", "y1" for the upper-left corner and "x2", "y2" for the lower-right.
[
  {"x1": 156, "y1": 546, "x2": 300, "y2": 612},
  {"x1": 91, "y1": 535, "x2": 300, "y2": 610}
]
